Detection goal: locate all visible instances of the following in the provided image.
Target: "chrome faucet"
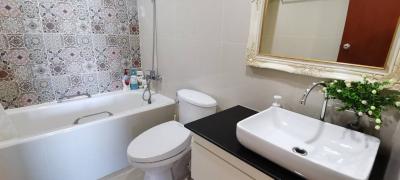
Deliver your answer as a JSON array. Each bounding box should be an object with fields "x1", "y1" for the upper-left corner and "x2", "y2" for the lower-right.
[
  {"x1": 57, "y1": 93, "x2": 91, "y2": 103},
  {"x1": 300, "y1": 82, "x2": 328, "y2": 121},
  {"x1": 142, "y1": 70, "x2": 162, "y2": 104}
]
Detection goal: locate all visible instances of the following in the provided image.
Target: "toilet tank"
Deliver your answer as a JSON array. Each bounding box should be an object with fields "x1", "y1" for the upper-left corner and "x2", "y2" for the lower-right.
[{"x1": 177, "y1": 89, "x2": 217, "y2": 124}]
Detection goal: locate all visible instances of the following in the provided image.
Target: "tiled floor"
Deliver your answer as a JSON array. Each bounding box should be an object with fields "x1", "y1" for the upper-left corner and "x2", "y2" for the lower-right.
[
  {"x1": 100, "y1": 167, "x2": 144, "y2": 180},
  {"x1": 100, "y1": 166, "x2": 192, "y2": 180}
]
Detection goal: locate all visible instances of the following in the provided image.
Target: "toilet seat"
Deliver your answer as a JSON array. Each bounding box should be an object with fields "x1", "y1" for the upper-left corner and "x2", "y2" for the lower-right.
[{"x1": 127, "y1": 121, "x2": 191, "y2": 164}]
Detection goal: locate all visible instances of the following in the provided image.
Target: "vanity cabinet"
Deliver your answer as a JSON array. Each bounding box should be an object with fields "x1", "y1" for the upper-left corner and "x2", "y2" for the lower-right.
[{"x1": 191, "y1": 134, "x2": 273, "y2": 180}]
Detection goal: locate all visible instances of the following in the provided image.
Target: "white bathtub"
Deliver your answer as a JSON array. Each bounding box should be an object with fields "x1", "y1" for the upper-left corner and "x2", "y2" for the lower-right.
[{"x1": 0, "y1": 90, "x2": 175, "y2": 180}]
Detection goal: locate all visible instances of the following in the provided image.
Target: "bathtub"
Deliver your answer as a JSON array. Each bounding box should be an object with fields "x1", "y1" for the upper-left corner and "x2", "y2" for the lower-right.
[{"x1": 0, "y1": 90, "x2": 175, "y2": 180}]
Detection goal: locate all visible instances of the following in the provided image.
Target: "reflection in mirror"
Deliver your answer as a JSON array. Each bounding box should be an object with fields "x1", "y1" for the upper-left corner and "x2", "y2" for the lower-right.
[{"x1": 260, "y1": 0, "x2": 400, "y2": 68}]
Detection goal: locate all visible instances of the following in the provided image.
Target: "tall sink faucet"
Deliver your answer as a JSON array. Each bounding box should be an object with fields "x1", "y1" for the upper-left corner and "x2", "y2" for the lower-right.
[{"x1": 300, "y1": 82, "x2": 329, "y2": 121}]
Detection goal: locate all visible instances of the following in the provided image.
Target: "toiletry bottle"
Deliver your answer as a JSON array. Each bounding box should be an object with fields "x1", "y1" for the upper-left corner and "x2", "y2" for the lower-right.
[
  {"x1": 130, "y1": 68, "x2": 139, "y2": 90},
  {"x1": 272, "y1": 95, "x2": 282, "y2": 107},
  {"x1": 122, "y1": 69, "x2": 130, "y2": 91},
  {"x1": 136, "y1": 70, "x2": 144, "y2": 88}
]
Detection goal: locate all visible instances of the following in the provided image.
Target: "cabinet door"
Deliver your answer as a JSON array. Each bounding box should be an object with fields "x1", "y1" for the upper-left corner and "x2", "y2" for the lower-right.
[{"x1": 191, "y1": 143, "x2": 254, "y2": 180}]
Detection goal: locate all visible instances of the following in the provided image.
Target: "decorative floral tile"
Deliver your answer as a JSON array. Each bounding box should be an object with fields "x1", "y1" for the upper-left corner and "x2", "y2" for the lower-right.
[
  {"x1": 97, "y1": 71, "x2": 111, "y2": 92},
  {"x1": 76, "y1": 20, "x2": 91, "y2": 34},
  {"x1": 92, "y1": 34, "x2": 107, "y2": 48},
  {"x1": 117, "y1": 35, "x2": 129, "y2": 48},
  {"x1": 29, "y1": 49, "x2": 47, "y2": 65},
  {"x1": 91, "y1": 21, "x2": 105, "y2": 34},
  {"x1": 105, "y1": 47, "x2": 121, "y2": 61},
  {"x1": 89, "y1": 7, "x2": 102, "y2": 22},
  {"x1": 1, "y1": 17, "x2": 24, "y2": 33},
  {"x1": 109, "y1": 59, "x2": 121, "y2": 72},
  {"x1": 0, "y1": 0, "x2": 22, "y2": 17},
  {"x1": 33, "y1": 78, "x2": 52, "y2": 92},
  {"x1": 116, "y1": 23, "x2": 129, "y2": 34},
  {"x1": 67, "y1": 61, "x2": 83, "y2": 74},
  {"x1": 20, "y1": 0, "x2": 40, "y2": 19},
  {"x1": 17, "y1": 80, "x2": 35, "y2": 93},
  {"x1": 37, "y1": 90, "x2": 55, "y2": 103},
  {"x1": 24, "y1": 34, "x2": 44, "y2": 49},
  {"x1": 68, "y1": 74, "x2": 83, "y2": 87},
  {"x1": 43, "y1": 34, "x2": 62, "y2": 49},
  {"x1": 59, "y1": 19, "x2": 77, "y2": 33},
  {"x1": 85, "y1": 84, "x2": 99, "y2": 95},
  {"x1": 104, "y1": 22, "x2": 117, "y2": 34},
  {"x1": 13, "y1": 65, "x2": 33, "y2": 80},
  {"x1": 0, "y1": 52, "x2": 14, "y2": 81},
  {"x1": 110, "y1": 70, "x2": 122, "y2": 82},
  {"x1": 75, "y1": 5, "x2": 89, "y2": 21},
  {"x1": 17, "y1": 93, "x2": 39, "y2": 107},
  {"x1": 23, "y1": 18, "x2": 43, "y2": 33},
  {"x1": 39, "y1": 1, "x2": 57, "y2": 19},
  {"x1": 82, "y1": 61, "x2": 97, "y2": 73},
  {"x1": 121, "y1": 59, "x2": 131, "y2": 69},
  {"x1": 61, "y1": 47, "x2": 82, "y2": 62},
  {"x1": 54, "y1": 2, "x2": 76, "y2": 20},
  {"x1": 64, "y1": 85, "x2": 85, "y2": 97},
  {"x1": 93, "y1": 47, "x2": 106, "y2": 61},
  {"x1": 61, "y1": 34, "x2": 77, "y2": 47},
  {"x1": 115, "y1": 0, "x2": 127, "y2": 10},
  {"x1": 116, "y1": 10, "x2": 128, "y2": 23},
  {"x1": 0, "y1": 0, "x2": 141, "y2": 108},
  {"x1": 79, "y1": 47, "x2": 94, "y2": 61},
  {"x1": 7, "y1": 34, "x2": 25, "y2": 48},
  {"x1": 51, "y1": 75, "x2": 69, "y2": 98},
  {"x1": 106, "y1": 35, "x2": 118, "y2": 47},
  {"x1": 0, "y1": 34, "x2": 8, "y2": 49},
  {"x1": 42, "y1": 17, "x2": 60, "y2": 33},
  {"x1": 96, "y1": 59, "x2": 110, "y2": 71},
  {"x1": 46, "y1": 48, "x2": 63, "y2": 63},
  {"x1": 119, "y1": 48, "x2": 130, "y2": 60},
  {"x1": 7, "y1": 48, "x2": 30, "y2": 65},
  {"x1": 76, "y1": 34, "x2": 92, "y2": 47},
  {"x1": 32, "y1": 64, "x2": 51, "y2": 78},
  {"x1": 50, "y1": 61, "x2": 67, "y2": 76},
  {"x1": 129, "y1": 23, "x2": 139, "y2": 35},
  {"x1": 99, "y1": 8, "x2": 117, "y2": 22},
  {"x1": 0, "y1": 81, "x2": 19, "y2": 109},
  {"x1": 82, "y1": 73, "x2": 97, "y2": 86},
  {"x1": 102, "y1": 0, "x2": 114, "y2": 8}
]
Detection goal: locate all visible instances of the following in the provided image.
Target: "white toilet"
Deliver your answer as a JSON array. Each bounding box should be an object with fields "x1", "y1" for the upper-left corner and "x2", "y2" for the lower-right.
[{"x1": 127, "y1": 89, "x2": 217, "y2": 180}]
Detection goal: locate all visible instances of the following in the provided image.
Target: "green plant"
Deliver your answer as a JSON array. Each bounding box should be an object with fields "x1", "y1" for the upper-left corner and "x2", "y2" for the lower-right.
[{"x1": 324, "y1": 78, "x2": 400, "y2": 130}]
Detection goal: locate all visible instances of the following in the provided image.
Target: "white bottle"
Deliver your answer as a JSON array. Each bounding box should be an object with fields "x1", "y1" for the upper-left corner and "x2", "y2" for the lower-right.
[{"x1": 272, "y1": 95, "x2": 282, "y2": 108}]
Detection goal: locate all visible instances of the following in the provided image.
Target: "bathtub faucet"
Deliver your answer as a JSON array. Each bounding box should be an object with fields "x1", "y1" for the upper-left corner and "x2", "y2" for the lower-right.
[
  {"x1": 142, "y1": 70, "x2": 162, "y2": 104},
  {"x1": 57, "y1": 93, "x2": 91, "y2": 103}
]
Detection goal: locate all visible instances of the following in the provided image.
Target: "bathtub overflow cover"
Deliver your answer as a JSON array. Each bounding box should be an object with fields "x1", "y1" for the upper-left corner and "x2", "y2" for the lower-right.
[{"x1": 292, "y1": 147, "x2": 308, "y2": 156}]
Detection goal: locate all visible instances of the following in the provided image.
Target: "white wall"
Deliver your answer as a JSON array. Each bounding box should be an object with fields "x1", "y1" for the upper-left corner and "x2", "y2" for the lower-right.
[
  {"x1": 137, "y1": 0, "x2": 400, "y2": 177},
  {"x1": 261, "y1": 0, "x2": 349, "y2": 61}
]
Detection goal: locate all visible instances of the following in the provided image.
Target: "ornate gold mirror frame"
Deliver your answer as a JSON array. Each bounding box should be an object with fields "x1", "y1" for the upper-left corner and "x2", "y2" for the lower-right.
[{"x1": 246, "y1": 0, "x2": 400, "y2": 91}]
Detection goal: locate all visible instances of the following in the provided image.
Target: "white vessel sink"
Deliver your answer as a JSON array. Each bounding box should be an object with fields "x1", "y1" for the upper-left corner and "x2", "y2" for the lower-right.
[{"x1": 236, "y1": 107, "x2": 380, "y2": 180}]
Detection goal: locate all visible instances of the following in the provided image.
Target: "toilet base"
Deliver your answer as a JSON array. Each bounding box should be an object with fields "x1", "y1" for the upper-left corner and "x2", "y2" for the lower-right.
[{"x1": 143, "y1": 165, "x2": 174, "y2": 180}]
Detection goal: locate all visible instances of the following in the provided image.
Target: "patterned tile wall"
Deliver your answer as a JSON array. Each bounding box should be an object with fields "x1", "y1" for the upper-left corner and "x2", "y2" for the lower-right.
[{"x1": 0, "y1": 0, "x2": 141, "y2": 109}]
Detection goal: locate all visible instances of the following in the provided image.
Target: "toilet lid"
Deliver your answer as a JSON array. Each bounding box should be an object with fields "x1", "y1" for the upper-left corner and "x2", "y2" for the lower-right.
[{"x1": 127, "y1": 121, "x2": 191, "y2": 163}]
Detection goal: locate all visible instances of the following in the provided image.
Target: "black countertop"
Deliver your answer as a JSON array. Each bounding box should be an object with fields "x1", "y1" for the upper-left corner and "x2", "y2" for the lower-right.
[
  {"x1": 185, "y1": 105, "x2": 305, "y2": 180},
  {"x1": 185, "y1": 105, "x2": 386, "y2": 180}
]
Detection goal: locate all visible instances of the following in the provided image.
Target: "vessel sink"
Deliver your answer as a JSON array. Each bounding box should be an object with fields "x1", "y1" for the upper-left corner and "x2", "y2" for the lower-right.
[{"x1": 236, "y1": 107, "x2": 380, "y2": 180}]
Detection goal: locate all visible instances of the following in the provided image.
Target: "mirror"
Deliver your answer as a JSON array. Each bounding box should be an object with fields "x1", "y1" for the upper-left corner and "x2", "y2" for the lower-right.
[
  {"x1": 259, "y1": 0, "x2": 400, "y2": 68},
  {"x1": 246, "y1": 0, "x2": 400, "y2": 90}
]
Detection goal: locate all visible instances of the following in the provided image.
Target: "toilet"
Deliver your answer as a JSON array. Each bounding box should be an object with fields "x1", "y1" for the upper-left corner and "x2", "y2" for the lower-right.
[{"x1": 127, "y1": 89, "x2": 217, "y2": 180}]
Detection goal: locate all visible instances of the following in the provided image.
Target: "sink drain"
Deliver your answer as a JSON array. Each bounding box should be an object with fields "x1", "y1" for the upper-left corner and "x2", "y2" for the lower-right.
[{"x1": 292, "y1": 147, "x2": 308, "y2": 156}]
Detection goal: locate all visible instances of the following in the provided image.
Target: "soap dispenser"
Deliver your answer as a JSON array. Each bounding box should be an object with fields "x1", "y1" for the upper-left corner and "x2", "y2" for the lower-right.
[{"x1": 272, "y1": 95, "x2": 282, "y2": 108}]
